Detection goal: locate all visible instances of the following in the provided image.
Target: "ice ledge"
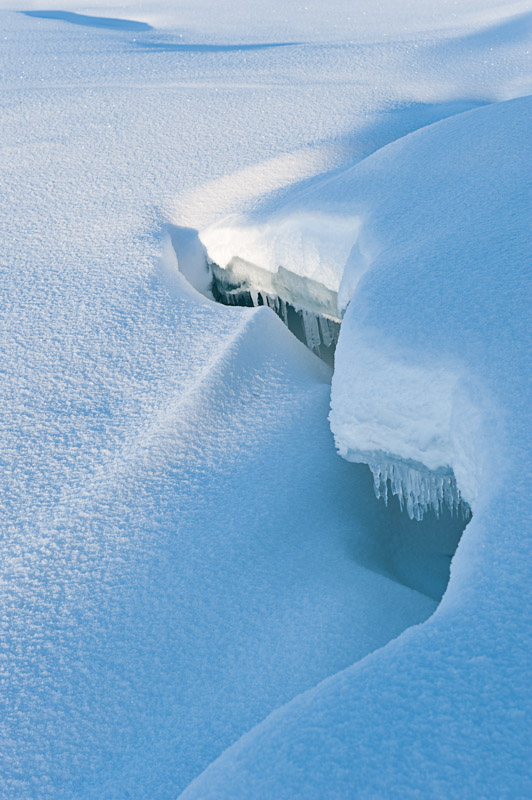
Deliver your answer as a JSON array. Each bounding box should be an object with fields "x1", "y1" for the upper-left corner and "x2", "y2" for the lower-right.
[
  {"x1": 342, "y1": 448, "x2": 471, "y2": 522},
  {"x1": 210, "y1": 257, "x2": 341, "y2": 364},
  {"x1": 211, "y1": 257, "x2": 340, "y2": 319}
]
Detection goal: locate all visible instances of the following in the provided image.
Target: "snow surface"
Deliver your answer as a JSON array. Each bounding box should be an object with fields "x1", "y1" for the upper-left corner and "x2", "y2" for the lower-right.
[
  {"x1": 181, "y1": 97, "x2": 532, "y2": 799},
  {"x1": 1, "y1": 1, "x2": 531, "y2": 798}
]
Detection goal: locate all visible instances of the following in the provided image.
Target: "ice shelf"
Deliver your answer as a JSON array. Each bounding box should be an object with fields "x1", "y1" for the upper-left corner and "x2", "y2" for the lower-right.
[{"x1": 211, "y1": 257, "x2": 341, "y2": 365}]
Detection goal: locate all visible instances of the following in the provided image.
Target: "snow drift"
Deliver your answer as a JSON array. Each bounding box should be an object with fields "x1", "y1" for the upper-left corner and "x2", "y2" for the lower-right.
[
  {"x1": 3, "y1": 2, "x2": 532, "y2": 798},
  {"x1": 180, "y1": 96, "x2": 532, "y2": 799}
]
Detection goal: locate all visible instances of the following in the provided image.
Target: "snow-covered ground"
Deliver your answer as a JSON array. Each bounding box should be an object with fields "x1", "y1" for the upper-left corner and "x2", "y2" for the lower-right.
[
  {"x1": 183, "y1": 94, "x2": 532, "y2": 799},
  {"x1": 1, "y1": 1, "x2": 531, "y2": 798}
]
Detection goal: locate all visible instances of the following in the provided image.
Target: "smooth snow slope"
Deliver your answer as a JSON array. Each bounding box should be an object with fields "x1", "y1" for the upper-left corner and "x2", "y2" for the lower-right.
[
  {"x1": 193, "y1": 3, "x2": 532, "y2": 291},
  {"x1": 1, "y1": 2, "x2": 531, "y2": 798},
  {"x1": 180, "y1": 97, "x2": 532, "y2": 798}
]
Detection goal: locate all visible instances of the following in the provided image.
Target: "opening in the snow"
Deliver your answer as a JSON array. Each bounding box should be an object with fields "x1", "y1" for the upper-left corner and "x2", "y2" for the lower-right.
[
  {"x1": 166, "y1": 225, "x2": 341, "y2": 365},
  {"x1": 165, "y1": 225, "x2": 469, "y2": 601},
  {"x1": 210, "y1": 258, "x2": 341, "y2": 366},
  {"x1": 349, "y1": 463, "x2": 469, "y2": 601}
]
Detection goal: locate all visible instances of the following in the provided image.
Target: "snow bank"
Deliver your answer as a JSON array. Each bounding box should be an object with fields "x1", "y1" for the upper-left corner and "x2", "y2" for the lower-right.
[
  {"x1": 200, "y1": 212, "x2": 360, "y2": 293},
  {"x1": 1, "y1": 10, "x2": 456, "y2": 794},
  {"x1": 181, "y1": 96, "x2": 532, "y2": 799},
  {"x1": 330, "y1": 96, "x2": 531, "y2": 518},
  {"x1": 3, "y1": 2, "x2": 532, "y2": 798}
]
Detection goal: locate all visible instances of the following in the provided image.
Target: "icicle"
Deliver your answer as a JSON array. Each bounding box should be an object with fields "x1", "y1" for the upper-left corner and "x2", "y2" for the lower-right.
[
  {"x1": 349, "y1": 451, "x2": 471, "y2": 521},
  {"x1": 300, "y1": 310, "x2": 322, "y2": 353},
  {"x1": 209, "y1": 259, "x2": 342, "y2": 365}
]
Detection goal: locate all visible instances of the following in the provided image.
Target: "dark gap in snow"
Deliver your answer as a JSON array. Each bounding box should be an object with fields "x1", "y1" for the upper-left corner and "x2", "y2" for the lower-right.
[
  {"x1": 350, "y1": 464, "x2": 469, "y2": 601},
  {"x1": 210, "y1": 260, "x2": 341, "y2": 366},
  {"x1": 166, "y1": 225, "x2": 341, "y2": 365}
]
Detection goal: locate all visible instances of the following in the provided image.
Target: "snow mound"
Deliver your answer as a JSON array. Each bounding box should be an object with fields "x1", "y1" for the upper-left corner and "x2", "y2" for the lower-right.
[
  {"x1": 180, "y1": 95, "x2": 532, "y2": 800},
  {"x1": 330, "y1": 96, "x2": 531, "y2": 519}
]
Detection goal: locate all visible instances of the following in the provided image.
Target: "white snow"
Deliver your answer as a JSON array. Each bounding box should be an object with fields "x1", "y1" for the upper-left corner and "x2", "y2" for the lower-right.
[
  {"x1": 1, "y1": 0, "x2": 531, "y2": 798},
  {"x1": 182, "y1": 95, "x2": 532, "y2": 799},
  {"x1": 200, "y1": 213, "x2": 361, "y2": 292}
]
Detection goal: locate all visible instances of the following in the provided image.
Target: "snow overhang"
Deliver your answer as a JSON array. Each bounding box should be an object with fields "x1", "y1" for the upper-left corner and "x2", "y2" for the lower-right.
[{"x1": 330, "y1": 336, "x2": 481, "y2": 520}]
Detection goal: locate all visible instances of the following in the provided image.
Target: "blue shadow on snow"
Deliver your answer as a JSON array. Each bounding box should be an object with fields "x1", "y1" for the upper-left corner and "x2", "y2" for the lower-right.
[
  {"x1": 446, "y1": 9, "x2": 532, "y2": 48},
  {"x1": 232, "y1": 98, "x2": 490, "y2": 222},
  {"x1": 22, "y1": 10, "x2": 152, "y2": 32},
  {"x1": 134, "y1": 41, "x2": 301, "y2": 53}
]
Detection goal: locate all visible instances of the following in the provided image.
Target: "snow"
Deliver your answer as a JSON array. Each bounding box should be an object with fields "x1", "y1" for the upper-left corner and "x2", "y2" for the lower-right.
[
  {"x1": 181, "y1": 96, "x2": 532, "y2": 798},
  {"x1": 1, "y1": 0, "x2": 531, "y2": 798},
  {"x1": 330, "y1": 95, "x2": 531, "y2": 518},
  {"x1": 200, "y1": 213, "x2": 360, "y2": 292}
]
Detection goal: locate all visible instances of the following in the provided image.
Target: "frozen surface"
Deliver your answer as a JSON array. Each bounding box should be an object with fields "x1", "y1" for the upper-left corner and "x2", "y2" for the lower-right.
[{"x1": 1, "y1": 1, "x2": 531, "y2": 798}]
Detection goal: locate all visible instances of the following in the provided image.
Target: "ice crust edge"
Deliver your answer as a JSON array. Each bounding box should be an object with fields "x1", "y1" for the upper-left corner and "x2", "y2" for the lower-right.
[
  {"x1": 345, "y1": 449, "x2": 471, "y2": 521},
  {"x1": 210, "y1": 257, "x2": 341, "y2": 364}
]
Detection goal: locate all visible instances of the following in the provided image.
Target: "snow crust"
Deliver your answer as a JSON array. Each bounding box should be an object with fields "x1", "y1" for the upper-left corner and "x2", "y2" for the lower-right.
[{"x1": 330, "y1": 339, "x2": 485, "y2": 516}]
